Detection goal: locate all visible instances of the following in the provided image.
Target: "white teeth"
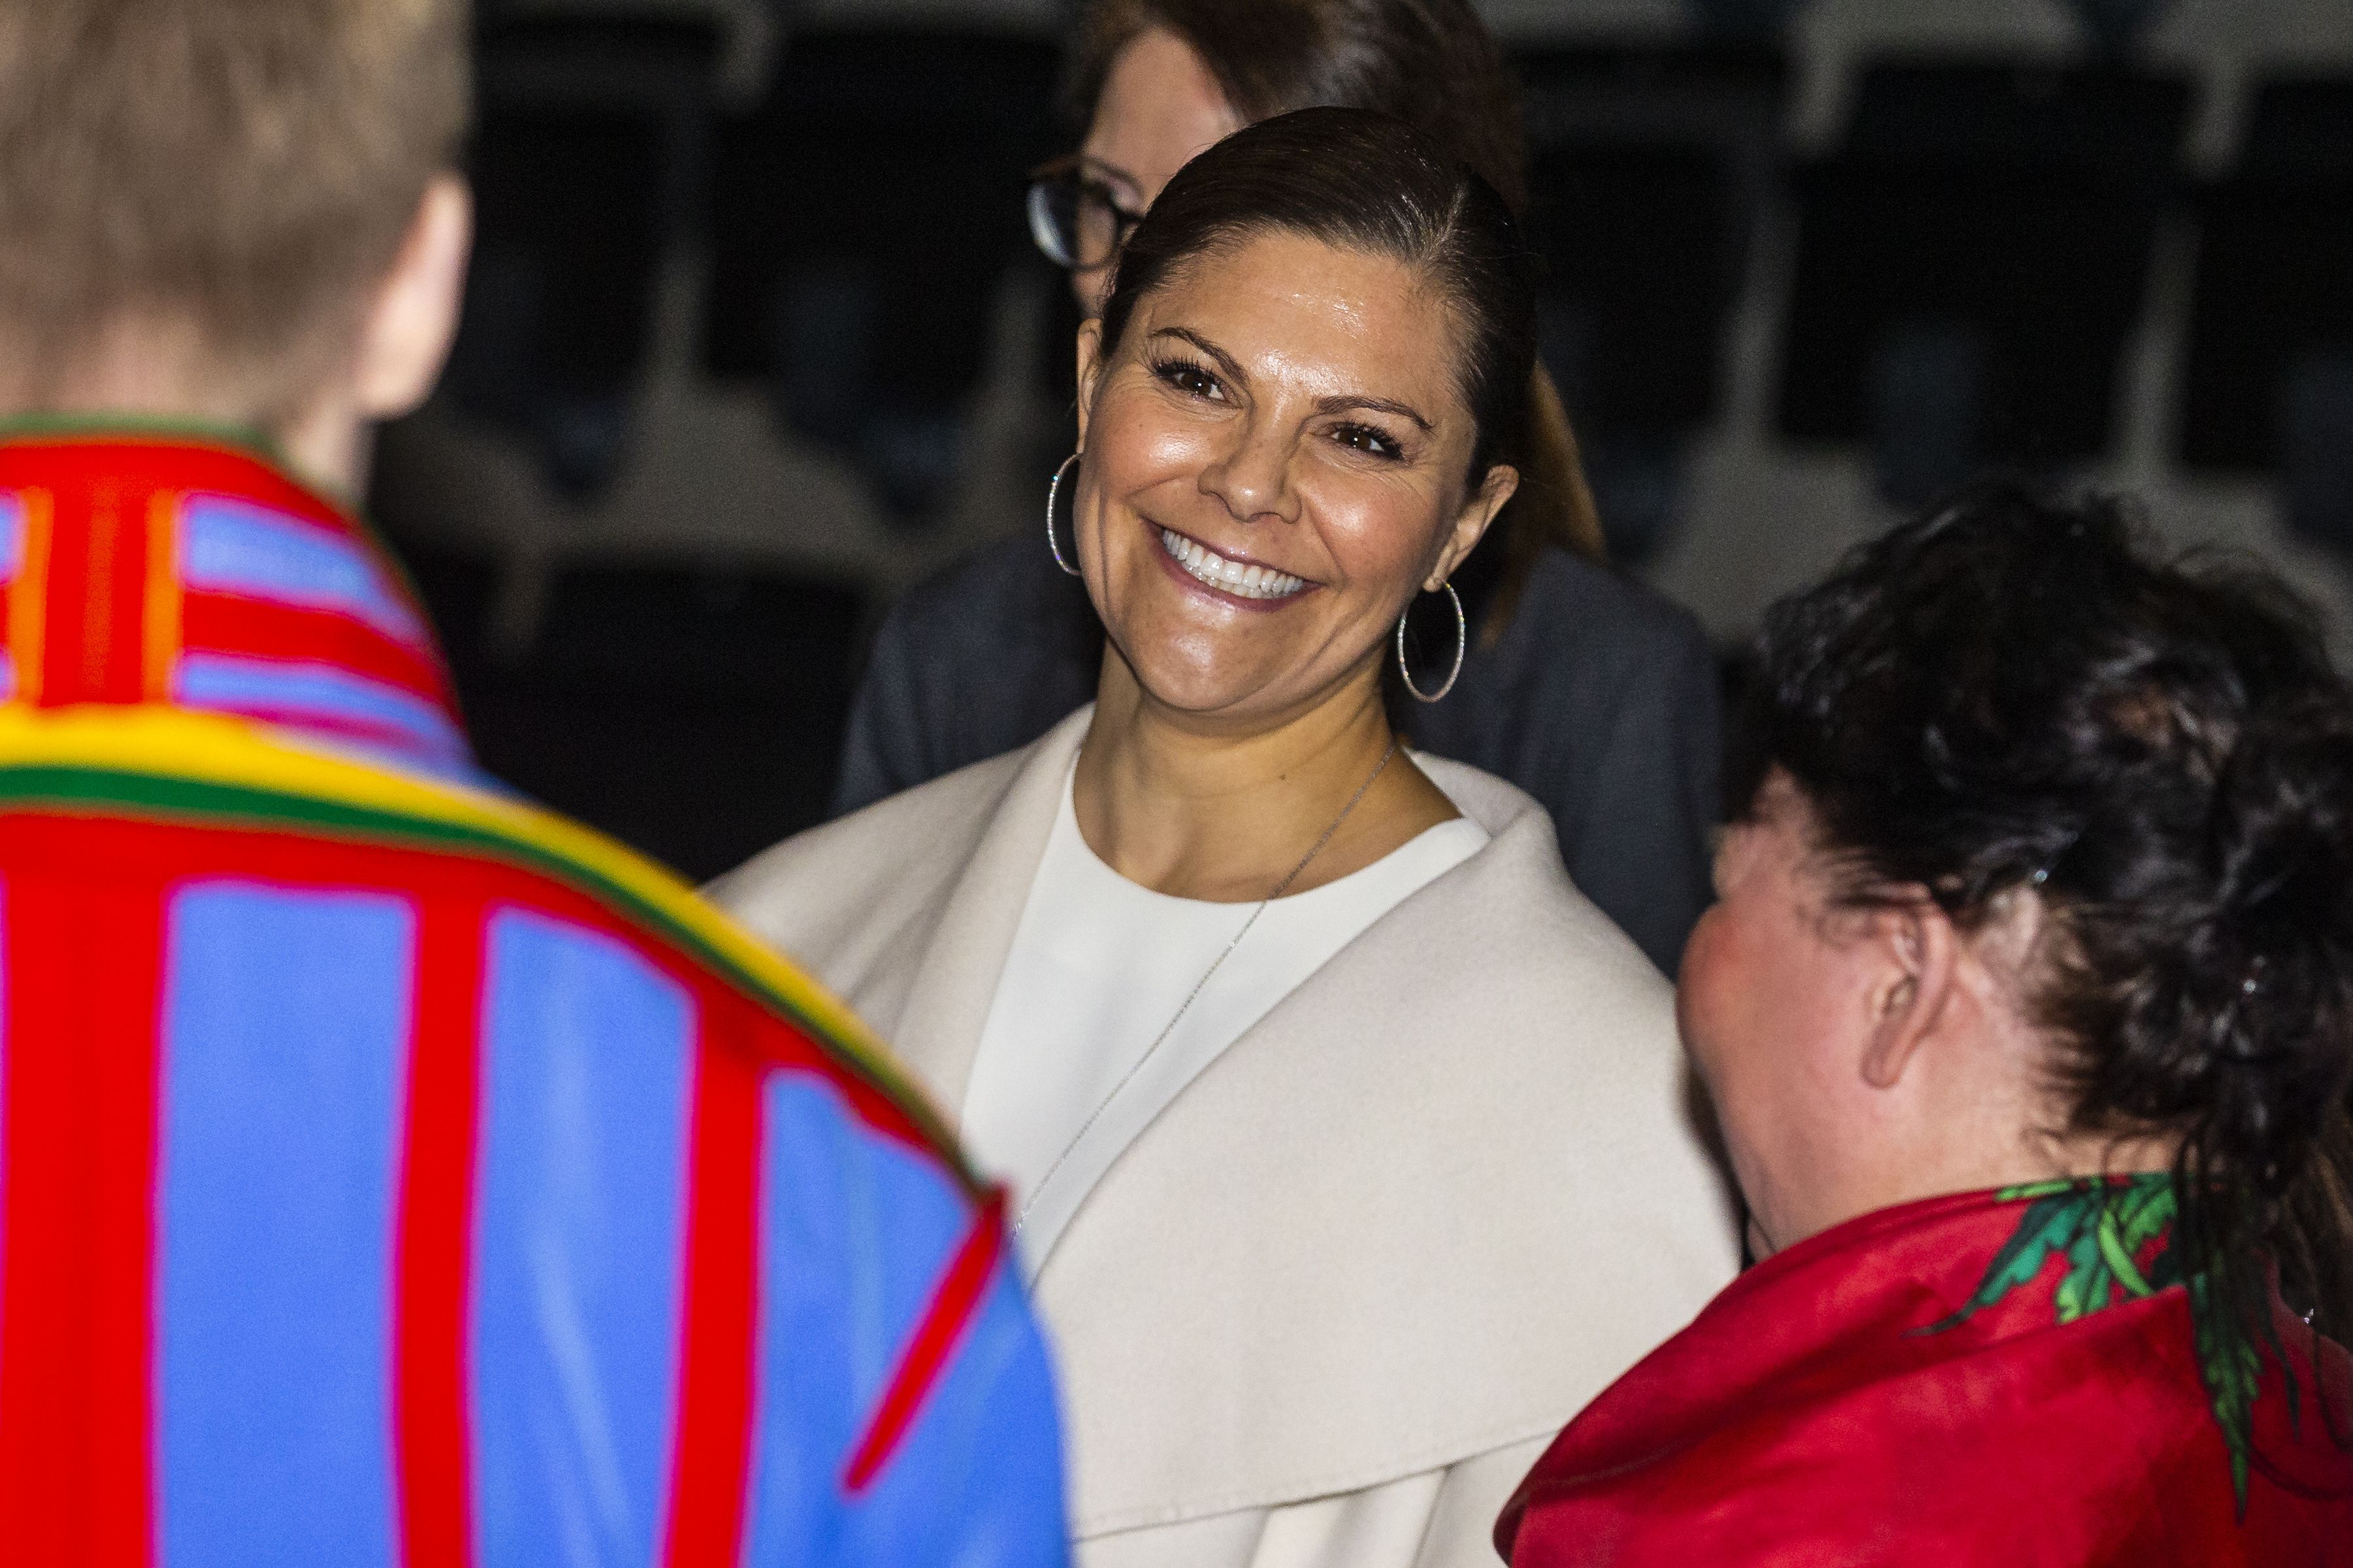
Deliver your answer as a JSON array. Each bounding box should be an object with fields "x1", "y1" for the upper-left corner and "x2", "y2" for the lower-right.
[{"x1": 1159, "y1": 528, "x2": 1305, "y2": 600}]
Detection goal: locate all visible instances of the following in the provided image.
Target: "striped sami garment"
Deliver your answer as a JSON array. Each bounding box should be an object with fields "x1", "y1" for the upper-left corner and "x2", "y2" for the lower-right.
[{"x1": 0, "y1": 431, "x2": 1069, "y2": 1568}]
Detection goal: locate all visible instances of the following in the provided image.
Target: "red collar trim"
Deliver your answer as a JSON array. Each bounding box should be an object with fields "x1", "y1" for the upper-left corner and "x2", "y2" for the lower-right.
[{"x1": 0, "y1": 432, "x2": 468, "y2": 775}]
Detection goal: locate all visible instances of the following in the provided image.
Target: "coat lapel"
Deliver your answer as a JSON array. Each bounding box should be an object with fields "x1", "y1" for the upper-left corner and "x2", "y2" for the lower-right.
[
  {"x1": 885, "y1": 707, "x2": 1092, "y2": 1108},
  {"x1": 1029, "y1": 759, "x2": 1742, "y2": 1538}
]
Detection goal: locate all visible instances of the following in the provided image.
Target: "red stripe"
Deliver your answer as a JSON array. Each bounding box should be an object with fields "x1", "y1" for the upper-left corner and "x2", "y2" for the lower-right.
[
  {"x1": 0, "y1": 874, "x2": 165, "y2": 1566},
  {"x1": 35, "y1": 477, "x2": 151, "y2": 707},
  {"x1": 841, "y1": 1189, "x2": 1009, "y2": 1493},
  {"x1": 393, "y1": 898, "x2": 485, "y2": 1568},
  {"x1": 0, "y1": 812, "x2": 954, "y2": 1170},
  {"x1": 660, "y1": 1029, "x2": 765, "y2": 1567},
  {"x1": 182, "y1": 592, "x2": 453, "y2": 708}
]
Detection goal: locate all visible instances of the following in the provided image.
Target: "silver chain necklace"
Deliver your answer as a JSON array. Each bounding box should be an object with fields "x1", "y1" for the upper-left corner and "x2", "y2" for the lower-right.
[{"x1": 1012, "y1": 737, "x2": 1401, "y2": 1237}]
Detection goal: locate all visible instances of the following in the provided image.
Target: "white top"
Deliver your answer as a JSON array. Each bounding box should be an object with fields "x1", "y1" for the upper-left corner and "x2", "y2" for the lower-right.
[{"x1": 962, "y1": 762, "x2": 1488, "y2": 1276}]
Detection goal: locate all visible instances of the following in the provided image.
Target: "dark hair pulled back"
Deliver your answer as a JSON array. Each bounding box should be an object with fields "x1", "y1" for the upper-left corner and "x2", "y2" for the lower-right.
[
  {"x1": 1097, "y1": 106, "x2": 1536, "y2": 494},
  {"x1": 1734, "y1": 484, "x2": 2353, "y2": 1372}
]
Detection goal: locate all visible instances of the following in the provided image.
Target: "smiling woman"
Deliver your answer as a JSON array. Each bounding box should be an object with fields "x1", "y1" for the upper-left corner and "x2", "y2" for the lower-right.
[
  {"x1": 835, "y1": 0, "x2": 1725, "y2": 980},
  {"x1": 716, "y1": 109, "x2": 1739, "y2": 1568}
]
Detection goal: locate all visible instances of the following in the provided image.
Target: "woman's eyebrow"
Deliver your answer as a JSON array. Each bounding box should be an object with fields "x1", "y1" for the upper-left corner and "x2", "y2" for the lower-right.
[
  {"x1": 1150, "y1": 327, "x2": 1246, "y2": 383},
  {"x1": 1080, "y1": 154, "x2": 1145, "y2": 208},
  {"x1": 1313, "y1": 392, "x2": 1432, "y2": 432},
  {"x1": 1150, "y1": 327, "x2": 1434, "y2": 431}
]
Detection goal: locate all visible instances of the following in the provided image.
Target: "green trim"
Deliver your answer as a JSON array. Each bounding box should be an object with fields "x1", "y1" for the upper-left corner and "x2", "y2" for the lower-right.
[
  {"x1": 0, "y1": 413, "x2": 287, "y2": 468},
  {"x1": 0, "y1": 760, "x2": 980, "y2": 1192}
]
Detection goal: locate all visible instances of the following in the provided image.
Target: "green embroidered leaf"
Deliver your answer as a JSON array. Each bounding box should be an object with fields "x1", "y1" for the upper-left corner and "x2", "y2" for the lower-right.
[
  {"x1": 1928, "y1": 1176, "x2": 2256, "y2": 1511},
  {"x1": 1992, "y1": 1177, "x2": 2085, "y2": 1204},
  {"x1": 2190, "y1": 1270, "x2": 2264, "y2": 1509},
  {"x1": 2096, "y1": 1206, "x2": 2154, "y2": 1298},
  {"x1": 2053, "y1": 1217, "x2": 2117, "y2": 1322},
  {"x1": 2113, "y1": 1178, "x2": 2178, "y2": 1260},
  {"x1": 1924, "y1": 1190, "x2": 2088, "y2": 1332}
]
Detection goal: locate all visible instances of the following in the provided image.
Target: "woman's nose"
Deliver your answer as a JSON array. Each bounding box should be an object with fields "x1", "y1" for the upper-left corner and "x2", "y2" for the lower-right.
[{"x1": 1198, "y1": 422, "x2": 1299, "y2": 525}]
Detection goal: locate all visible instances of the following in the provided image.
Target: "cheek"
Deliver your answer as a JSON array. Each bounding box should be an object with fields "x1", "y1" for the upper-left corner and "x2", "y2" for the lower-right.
[
  {"x1": 1678, "y1": 903, "x2": 1807, "y2": 1153},
  {"x1": 1084, "y1": 385, "x2": 1215, "y2": 501},
  {"x1": 1676, "y1": 905, "x2": 1747, "y2": 1098},
  {"x1": 1300, "y1": 468, "x2": 1450, "y2": 599}
]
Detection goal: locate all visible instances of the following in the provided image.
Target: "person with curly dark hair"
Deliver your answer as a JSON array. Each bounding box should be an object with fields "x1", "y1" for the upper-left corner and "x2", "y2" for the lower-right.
[{"x1": 1499, "y1": 486, "x2": 2353, "y2": 1565}]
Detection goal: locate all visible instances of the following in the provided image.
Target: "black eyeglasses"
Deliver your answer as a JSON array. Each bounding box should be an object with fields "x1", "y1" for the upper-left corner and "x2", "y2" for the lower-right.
[{"x1": 1026, "y1": 155, "x2": 1148, "y2": 273}]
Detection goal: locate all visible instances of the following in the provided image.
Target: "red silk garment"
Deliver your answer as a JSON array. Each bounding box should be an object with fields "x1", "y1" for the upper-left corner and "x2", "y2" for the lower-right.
[{"x1": 1498, "y1": 1185, "x2": 2353, "y2": 1567}]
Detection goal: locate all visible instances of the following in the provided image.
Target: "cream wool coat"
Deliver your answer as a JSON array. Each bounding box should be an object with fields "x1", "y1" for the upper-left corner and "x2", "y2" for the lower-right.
[{"x1": 714, "y1": 709, "x2": 1741, "y2": 1568}]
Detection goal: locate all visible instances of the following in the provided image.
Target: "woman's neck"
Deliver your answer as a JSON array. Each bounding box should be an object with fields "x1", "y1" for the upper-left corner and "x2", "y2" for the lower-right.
[{"x1": 1074, "y1": 650, "x2": 1461, "y2": 902}]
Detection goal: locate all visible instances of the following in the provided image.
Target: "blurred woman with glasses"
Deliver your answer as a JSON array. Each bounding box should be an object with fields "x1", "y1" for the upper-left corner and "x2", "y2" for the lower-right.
[{"x1": 822, "y1": 0, "x2": 1724, "y2": 976}]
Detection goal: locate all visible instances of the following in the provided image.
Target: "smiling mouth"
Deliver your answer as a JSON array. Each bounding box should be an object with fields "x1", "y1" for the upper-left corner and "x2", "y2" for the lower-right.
[{"x1": 1158, "y1": 528, "x2": 1309, "y2": 601}]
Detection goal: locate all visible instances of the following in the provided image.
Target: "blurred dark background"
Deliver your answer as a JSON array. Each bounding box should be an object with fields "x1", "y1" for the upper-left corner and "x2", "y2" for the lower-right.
[{"x1": 370, "y1": 0, "x2": 2353, "y2": 881}]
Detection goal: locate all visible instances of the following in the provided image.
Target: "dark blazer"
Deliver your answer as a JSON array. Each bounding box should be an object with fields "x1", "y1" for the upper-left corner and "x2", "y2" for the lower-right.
[{"x1": 831, "y1": 535, "x2": 1721, "y2": 973}]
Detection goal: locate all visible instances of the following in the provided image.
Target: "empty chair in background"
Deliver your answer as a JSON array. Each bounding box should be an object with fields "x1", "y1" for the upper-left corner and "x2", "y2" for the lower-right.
[
  {"x1": 445, "y1": 11, "x2": 722, "y2": 497},
  {"x1": 383, "y1": 13, "x2": 963, "y2": 883},
  {"x1": 828, "y1": 0, "x2": 1727, "y2": 976},
  {"x1": 1778, "y1": 59, "x2": 2192, "y2": 504},
  {"x1": 1512, "y1": 40, "x2": 1787, "y2": 566},
  {"x1": 2179, "y1": 75, "x2": 2353, "y2": 561},
  {"x1": 458, "y1": 560, "x2": 866, "y2": 878},
  {"x1": 704, "y1": 28, "x2": 1064, "y2": 520}
]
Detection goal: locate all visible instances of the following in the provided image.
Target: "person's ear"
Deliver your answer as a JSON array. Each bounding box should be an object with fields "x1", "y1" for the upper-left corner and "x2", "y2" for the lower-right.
[
  {"x1": 1858, "y1": 897, "x2": 1960, "y2": 1090},
  {"x1": 353, "y1": 174, "x2": 473, "y2": 422},
  {"x1": 1073, "y1": 317, "x2": 1106, "y2": 451},
  {"x1": 1426, "y1": 463, "x2": 1518, "y2": 590}
]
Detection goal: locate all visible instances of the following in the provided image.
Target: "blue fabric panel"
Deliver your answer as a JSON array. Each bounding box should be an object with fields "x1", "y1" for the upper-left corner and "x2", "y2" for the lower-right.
[
  {"x1": 842, "y1": 1258, "x2": 1070, "y2": 1568},
  {"x1": 154, "y1": 881, "x2": 415, "y2": 1568},
  {"x1": 179, "y1": 494, "x2": 427, "y2": 644},
  {"x1": 176, "y1": 652, "x2": 467, "y2": 764},
  {"x1": 0, "y1": 491, "x2": 20, "y2": 582},
  {"x1": 736, "y1": 1074, "x2": 1067, "y2": 1568},
  {"x1": 473, "y1": 909, "x2": 695, "y2": 1568}
]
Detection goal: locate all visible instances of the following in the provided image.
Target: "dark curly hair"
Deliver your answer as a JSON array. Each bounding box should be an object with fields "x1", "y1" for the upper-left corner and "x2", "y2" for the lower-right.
[{"x1": 1732, "y1": 485, "x2": 2353, "y2": 1379}]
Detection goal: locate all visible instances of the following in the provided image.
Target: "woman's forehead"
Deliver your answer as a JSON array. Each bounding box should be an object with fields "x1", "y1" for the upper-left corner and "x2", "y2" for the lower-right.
[
  {"x1": 1082, "y1": 26, "x2": 1239, "y2": 205},
  {"x1": 1133, "y1": 233, "x2": 1469, "y2": 400}
]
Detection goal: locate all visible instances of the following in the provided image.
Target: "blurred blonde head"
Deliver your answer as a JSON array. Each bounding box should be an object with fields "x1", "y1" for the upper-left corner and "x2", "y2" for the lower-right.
[{"x1": 0, "y1": 0, "x2": 472, "y2": 458}]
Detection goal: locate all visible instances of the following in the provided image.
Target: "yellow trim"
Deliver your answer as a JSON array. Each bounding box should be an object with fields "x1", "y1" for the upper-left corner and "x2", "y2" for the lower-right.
[
  {"x1": 7, "y1": 488, "x2": 50, "y2": 703},
  {"x1": 143, "y1": 490, "x2": 181, "y2": 701},
  {"x1": 0, "y1": 703, "x2": 929, "y2": 1121}
]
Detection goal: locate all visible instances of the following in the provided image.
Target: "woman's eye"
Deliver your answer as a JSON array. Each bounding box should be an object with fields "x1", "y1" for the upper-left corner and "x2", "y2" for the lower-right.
[
  {"x1": 1331, "y1": 422, "x2": 1401, "y2": 460},
  {"x1": 1152, "y1": 359, "x2": 1224, "y2": 401}
]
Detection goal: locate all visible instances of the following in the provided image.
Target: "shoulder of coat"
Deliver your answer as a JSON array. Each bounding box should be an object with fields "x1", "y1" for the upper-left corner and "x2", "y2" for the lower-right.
[{"x1": 709, "y1": 741, "x2": 1034, "y2": 921}]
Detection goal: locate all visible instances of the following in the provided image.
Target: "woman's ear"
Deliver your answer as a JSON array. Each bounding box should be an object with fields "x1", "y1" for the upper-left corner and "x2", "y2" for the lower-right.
[
  {"x1": 1858, "y1": 897, "x2": 1960, "y2": 1091},
  {"x1": 1073, "y1": 318, "x2": 1106, "y2": 451},
  {"x1": 1427, "y1": 463, "x2": 1518, "y2": 590}
]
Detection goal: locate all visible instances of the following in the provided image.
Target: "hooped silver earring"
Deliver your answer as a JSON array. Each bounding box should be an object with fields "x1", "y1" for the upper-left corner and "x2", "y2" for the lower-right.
[
  {"x1": 1047, "y1": 452, "x2": 1084, "y2": 577},
  {"x1": 1397, "y1": 580, "x2": 1466, "y2": 703}
]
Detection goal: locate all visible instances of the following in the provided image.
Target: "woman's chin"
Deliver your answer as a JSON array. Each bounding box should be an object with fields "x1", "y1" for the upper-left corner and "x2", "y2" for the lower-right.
[
  {"x1": 1128, "y1": 666, "x2": 1282, "y2": 720},
  {"x1": 1109, "y1": 643, "x2": 1306, "y2": 723}
]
